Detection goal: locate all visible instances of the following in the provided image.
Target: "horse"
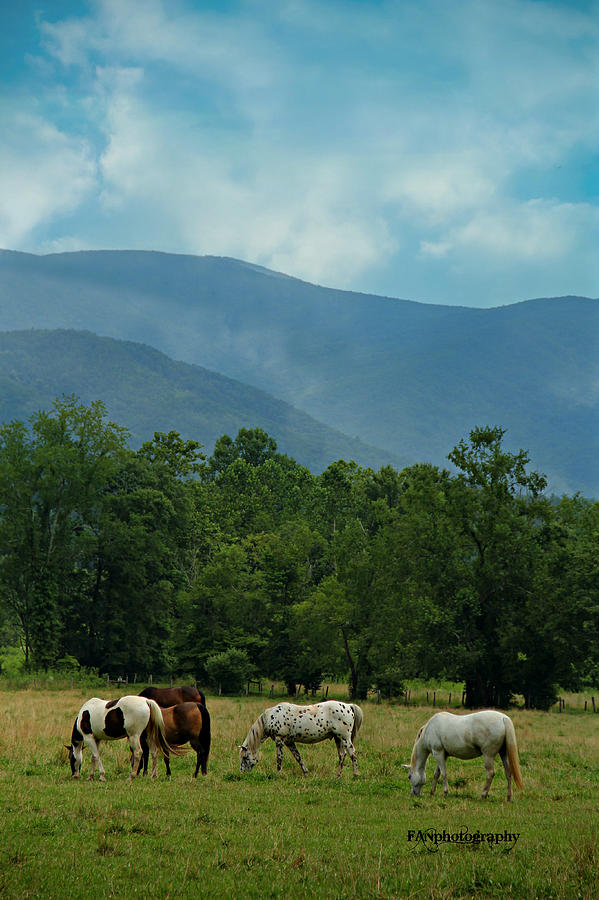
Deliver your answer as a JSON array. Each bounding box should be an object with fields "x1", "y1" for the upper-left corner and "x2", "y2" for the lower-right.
[
  {"x1": 139, "y1": 702, "x2": 211, "y2": 777},
  {"x1": 66, "y1": 695, "x2": 182, "y2": 782},
  {"x1": 239, "y1": 700, "x2": 363, "y2": 776},
  {"x1": 138, "y1": 684, "x2": 206, "y2": 708},
  {"x1": 402, "y1": 710, "x2": 523, "y2": 801}
]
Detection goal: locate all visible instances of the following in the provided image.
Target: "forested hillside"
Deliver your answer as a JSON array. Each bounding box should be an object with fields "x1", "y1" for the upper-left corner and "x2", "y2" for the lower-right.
[
  {"x1": 0, "y1": 329, "x2": 407, "y2": 473},
  {"x1": 1, "y1": 249, "x2": 597, "y2": 496},
  {"x1": 1, "y1": 398, "x2": 597, "y2": 708}
]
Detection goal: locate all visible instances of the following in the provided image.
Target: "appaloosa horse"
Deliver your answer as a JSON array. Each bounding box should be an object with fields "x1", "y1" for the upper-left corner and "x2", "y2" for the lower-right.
[
  {"x1": 66, "y1": 695, "x2": 182, "y2": 782},
  {"x1": 239, "y1": 700, "x2": 363, "y2": 776},
  {"x1": 403, "y1": 710, "x2": 523, "y2": 801}
]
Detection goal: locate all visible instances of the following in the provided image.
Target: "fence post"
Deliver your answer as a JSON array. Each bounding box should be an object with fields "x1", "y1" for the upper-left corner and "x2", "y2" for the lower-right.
[
  {"x1": 426, "y1": 691, "x2": 429, "y2": 704},
  {"x1": 170, "y1": 675, "x2": 173, "y2": 688},
  {"x1": 584, "y1": 700, "x2": 587, "y2": 712},
  {"x1": 433, "y1": 691, "x2": 436, "y2": 707},
  {"x1": 461, "y1": 691, "x2": 466, "y2": 706},
  {"x1": 133, "y1": 673, "x2": 137, "y2": 684},
  {"x1": 245, "y1": 681, "x2": 249, "y2": 696},
  {"x1": 107, "y1": 674, "x2": 110, "y2": 687},
  {"x1": 218, "y1": 683, "x2": 222, "y2": 696},
  {"x1": 448, "y1": 693, "x2": 451, "y2": 707},
  {"x1": 149, "y1": 674, "x2": 152, "y2": 685},
  {"x1": 270, "y1": 684, "x2": 274, "y2": 697},
  {"x1": 592, "y1": 697, "x2": 596, "y2": 713}
]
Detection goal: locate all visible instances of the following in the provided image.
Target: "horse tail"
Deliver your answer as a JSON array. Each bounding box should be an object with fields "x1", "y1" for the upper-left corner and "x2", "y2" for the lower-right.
[
  {"x1": 504, "y1": 716, "x2": 523, "y2": 791},
  {"x1": 350, "y1": 704, "x2": 363, "y2": 741},
  {"x1": 197, "y1": 703, "x2": 211, "y2": 770},
  {"x1": 146, "y1": 699, "x2": 185, "y2": 759}
]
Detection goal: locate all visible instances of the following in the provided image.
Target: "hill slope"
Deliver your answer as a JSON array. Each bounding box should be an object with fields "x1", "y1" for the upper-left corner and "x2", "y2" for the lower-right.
[
  {"x1": 0, "y1": 249, "x2": 597, "y2": 494},
  {"x1": 0, "y1": 329, "x2": 408, "y2": 473}
]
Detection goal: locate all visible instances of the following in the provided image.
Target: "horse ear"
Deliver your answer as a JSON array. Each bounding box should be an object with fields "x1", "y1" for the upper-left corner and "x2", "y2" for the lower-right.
[{"x1": 64, "y1": 744, "x2": 71, "y2": 751}]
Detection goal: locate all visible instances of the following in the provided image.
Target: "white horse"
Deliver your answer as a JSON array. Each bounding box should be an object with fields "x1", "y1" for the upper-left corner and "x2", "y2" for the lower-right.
[
  {"x1": 66, "y1": 695, "x2": 182, "y2": 782},
  {"x1": 403, "y1": 710, "x2": 523, "y2": 801},
  {"x1": 239, "y1": 701, "x2": 363, "y2": 776}
]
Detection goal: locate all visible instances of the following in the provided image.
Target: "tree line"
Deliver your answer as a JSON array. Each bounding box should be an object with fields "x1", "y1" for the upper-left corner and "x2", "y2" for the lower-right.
[{"x1": 0, "y1": 396, "x2": 597, "y2": 709}]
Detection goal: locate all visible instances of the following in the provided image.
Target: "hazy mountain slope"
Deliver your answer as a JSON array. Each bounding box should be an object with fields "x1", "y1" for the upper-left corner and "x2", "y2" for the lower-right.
[
  {"x1": 0, "y1": 249, "x2": 597, "y2": 495},
  {"x1": 0, "y1": 329, "x2": 409, "y2": 473}
]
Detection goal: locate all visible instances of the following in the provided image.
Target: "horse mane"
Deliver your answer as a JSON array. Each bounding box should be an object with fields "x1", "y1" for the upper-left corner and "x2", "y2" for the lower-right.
[
  {"x1": 410, "y1": 724, "x2": 426, "y2": 768},
  {"x1": 244, "y1": 712, "x2": 266, "y2": 754}
]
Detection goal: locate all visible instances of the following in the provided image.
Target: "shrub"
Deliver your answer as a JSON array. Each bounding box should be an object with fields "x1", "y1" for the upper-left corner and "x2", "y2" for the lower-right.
[{"x1": 205, "y1": 648, "x2": 254, "y2": 694}]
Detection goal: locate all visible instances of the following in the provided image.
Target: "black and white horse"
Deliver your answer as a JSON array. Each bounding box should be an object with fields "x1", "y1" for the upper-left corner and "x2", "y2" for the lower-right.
[{"x1": 66, "y1": 695, "x2": 181, "y2": 781}]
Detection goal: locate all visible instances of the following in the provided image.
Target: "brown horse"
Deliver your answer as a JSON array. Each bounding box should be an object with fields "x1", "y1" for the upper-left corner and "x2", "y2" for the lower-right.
[
  {"x1": 140, "y1": 702, "x2": 211, "y2": 777},
  {"x1": 138, "y1": 684, "x2": 206, "y2": 708}
]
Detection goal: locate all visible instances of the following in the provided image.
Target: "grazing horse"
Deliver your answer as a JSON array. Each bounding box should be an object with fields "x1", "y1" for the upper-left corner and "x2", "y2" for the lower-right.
[
  {"x1": 139, "y1": 702, "x2": 211, "y2": 777},
  {"x1": 239, "y1": 701, "x2": 363, "y2": 776},
  {"x1": 66, "y1": 695, "x2": 181, "y2": 782},
  {"x1": 138, "y1": 684, "x2": 206, "y2": 708},
  {"x1": 403, "y1": 710, "x2": 523, "y2": 801}
]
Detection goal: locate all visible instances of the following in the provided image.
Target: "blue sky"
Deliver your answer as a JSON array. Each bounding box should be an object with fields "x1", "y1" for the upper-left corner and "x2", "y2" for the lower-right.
[{"x1": 1, "y1": 0, "x2": 597, "y2": 306}]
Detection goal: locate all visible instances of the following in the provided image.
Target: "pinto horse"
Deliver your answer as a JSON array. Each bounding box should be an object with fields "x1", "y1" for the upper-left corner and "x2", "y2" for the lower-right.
[
  {"x1": 138, "y1": 684, "x2": 206, "y2": 708},
  {"x1": 239, "y1": 700, "x2": 363, "y2": 776},
  {"x1": 403, "y1": 710, "x2": 523, "y2": 801},
  {"x1": 66, "y1": 695, "x2": 182, "y2": 782},
  {"x1": 139, "y1": 702, "x2": 211, "y2": 777}
]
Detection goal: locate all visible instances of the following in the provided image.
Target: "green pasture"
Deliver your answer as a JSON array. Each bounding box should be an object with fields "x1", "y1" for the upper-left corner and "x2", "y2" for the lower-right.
[{"x1": 0, "y1": 690, "x2": 597, "y2": 899}]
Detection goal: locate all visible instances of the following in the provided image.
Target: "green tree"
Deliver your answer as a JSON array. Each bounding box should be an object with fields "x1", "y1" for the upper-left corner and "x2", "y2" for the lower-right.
[{"x1": 0, "y1": 397, "x2": 128, "y2": 668}]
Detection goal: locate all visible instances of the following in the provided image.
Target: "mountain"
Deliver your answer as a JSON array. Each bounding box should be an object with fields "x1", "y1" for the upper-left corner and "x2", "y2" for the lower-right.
[
  {"x1": 0, "y1": 329, "x2": 408, "y2": 473},
  {"x1": 0, "y1": 249, "x2": 597, "y2": 495}
]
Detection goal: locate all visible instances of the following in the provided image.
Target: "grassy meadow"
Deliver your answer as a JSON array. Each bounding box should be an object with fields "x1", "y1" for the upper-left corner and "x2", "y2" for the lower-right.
[{"x1": 0, "y1": 688, "x2": 597, "y2": 899}]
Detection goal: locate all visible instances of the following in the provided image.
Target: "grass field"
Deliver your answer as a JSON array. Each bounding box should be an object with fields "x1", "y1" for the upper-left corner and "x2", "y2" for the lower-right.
[{"x1": 0, "y1": 689, "x2": 597, "y2": 899}]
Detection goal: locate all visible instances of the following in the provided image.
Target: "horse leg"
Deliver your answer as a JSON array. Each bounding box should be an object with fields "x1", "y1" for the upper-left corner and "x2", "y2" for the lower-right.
[
  {"x1": 499, "y1": 746, "x2": 512, "y2": 801},
  {"x1": 481, "y1": 754, "x2": 495, "y2": 799},
  {"x1": 275, "y1": 737, "x2": 285, "y2": 771},
  {"x1": 342, "y1": 737, "x2": 359, "y2": 777},
  {"x1": 334, "y1": 736, "x2": 346, "y2": 776},
  {"x1": 191, "y1": 738, "x2": 206, "y2": 777},
  {"x1": 431, "y1": 751, "x2": 448, "y2": 795},
  {"x1": 286, "y1": 741, "x2": 308, "y2": 775},
  {"x1": 128, "y1": 736, "x2": 143, "y2": 781},
  {"x1": 87, "y1": 737, "x2": 105, "y2": 782}
]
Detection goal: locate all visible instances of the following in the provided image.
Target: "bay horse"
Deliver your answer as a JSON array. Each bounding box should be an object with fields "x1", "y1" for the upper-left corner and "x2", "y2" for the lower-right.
[
  {"x1": 138, "y1": 684, "x2": 206, "y2": 708},
  {"x1": 403, "y1": 710, "x2": 523, "y2": 801},
  {"x1": 66, "y1": 695, "x2": 182, "y2": 782},
  {"x1": 239, "y1": 701, "x2": 363, "y2": 776},
  {"x1": 139, "y1": 702, "x2": 211, "y2": 777}
]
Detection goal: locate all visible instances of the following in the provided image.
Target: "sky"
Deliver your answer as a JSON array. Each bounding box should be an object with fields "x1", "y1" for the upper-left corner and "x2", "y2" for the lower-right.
[{"x1": 0, "y1": 0, "x2": 598, "y2": 307}]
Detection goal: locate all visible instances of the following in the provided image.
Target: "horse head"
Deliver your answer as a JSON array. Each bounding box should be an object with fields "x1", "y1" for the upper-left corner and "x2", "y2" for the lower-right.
[
  {"x1": 402, "y1": 763, "x2": 426, "y2": 796},
  {"x1": 239, "y1": 744, "x2": 258, "y2": 773},
  {"x1": 66, "y1": 743, "x2": 83, "y2": 777}
]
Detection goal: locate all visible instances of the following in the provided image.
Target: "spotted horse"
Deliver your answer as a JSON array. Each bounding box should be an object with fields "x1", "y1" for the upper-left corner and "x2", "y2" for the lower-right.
[{"x1": 239, "y1": 700, "x2": 363, "y2": 776}]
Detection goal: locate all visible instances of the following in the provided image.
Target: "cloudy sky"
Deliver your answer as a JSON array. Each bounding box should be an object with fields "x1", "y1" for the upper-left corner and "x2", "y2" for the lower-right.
[{"x1": 1, "y1": 0, "x2": 597, "y2": 306}]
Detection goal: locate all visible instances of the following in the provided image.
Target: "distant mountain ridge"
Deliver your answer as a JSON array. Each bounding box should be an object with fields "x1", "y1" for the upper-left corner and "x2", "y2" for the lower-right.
[
  {"x1": 0, "y1": 249, "x2": 597, "y2": 495},
  {"x1": 0, "y1": 329, "x2": 407, "y2": 473}
]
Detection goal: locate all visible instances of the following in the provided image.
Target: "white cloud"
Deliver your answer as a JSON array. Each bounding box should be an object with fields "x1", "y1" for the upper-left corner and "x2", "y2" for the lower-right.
[
  {"x1": 0, "y1": 111, "x2": 96, "y2": 247},
  {"x1": 421, "y1": 199, "x2": 598, "y2": 262},
  {"x1": 5, "y1": 0, "x2": 595, "y2": 303}
]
